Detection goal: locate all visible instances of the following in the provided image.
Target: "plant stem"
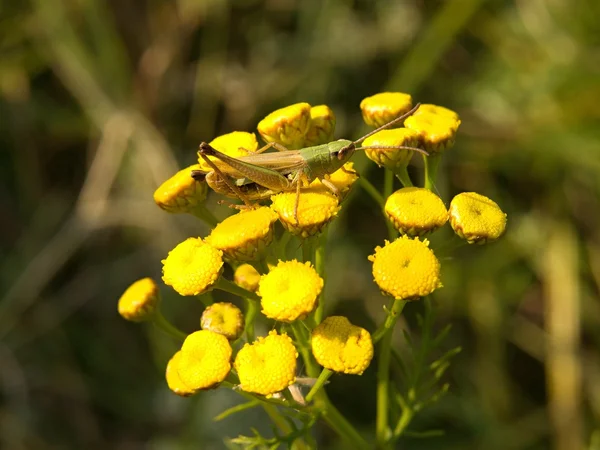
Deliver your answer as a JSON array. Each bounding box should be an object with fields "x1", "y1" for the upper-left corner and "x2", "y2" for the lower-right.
[
  {"x1": 306, "y1": 367, "x2": 333, "y2": 403},
  {"x1": 394, "y1": 166, "x2": 413, "y2": 187},
  {"x1": 314, "y1": 230, "x2": 327, "y2": 324},
  {"x1": 196, "y1": 291, "x2": 214, "y2": 306},
  {"x1": 301, "y1": 237, "x2": 314, "y2": 264},
  {"x1": 244, "y1": 296, "x2": 257, "y2": 342},
  {"x1": 290, "y1": 322, "x2": 370, "y2": 449},
  {"x1": 191, "y1": 204, "x2": 219, "y2": 227},
  {"x1": 152, "y1": 310, "x2": 187, "y2": 341},
  {"x1": 383, "y1": 170, "x2": 398, "y2": 241},
  {"x1": 358, "y1": 176, "x2": 385, "y2": 206},
  {"x1": 214, "y1": 277, "x2": 260, "y2": 302},
  {"x1": 375, "y1": 299, "x2": 407, "y2": 448},
  {"x1": 424, "y1": 154, "x2": 441, "y2": 191},
  {"x1": 372, "y1": 299, "x2": 407, "y2": 344},
  {"x1": 392, "y1": 406, "x2": 414, "y2": 439}
]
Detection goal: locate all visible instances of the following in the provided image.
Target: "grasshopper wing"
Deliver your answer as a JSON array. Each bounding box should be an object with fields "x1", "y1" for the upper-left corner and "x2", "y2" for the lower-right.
[{"x1": 205, "y1": 150, "x2": 306, "y2": 178}]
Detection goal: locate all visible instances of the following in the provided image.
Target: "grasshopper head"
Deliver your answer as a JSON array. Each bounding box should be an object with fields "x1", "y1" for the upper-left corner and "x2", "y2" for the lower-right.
[{"x1": 336, "y1": 141, "x2": 356, "y2": 162}]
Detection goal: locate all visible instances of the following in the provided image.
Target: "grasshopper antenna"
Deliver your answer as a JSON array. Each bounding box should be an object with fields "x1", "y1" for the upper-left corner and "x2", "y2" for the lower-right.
[
  {"x1": 354, "y1": 144, "x2": 429, "y2": 156},
  {"x1": 353, "y1": 102, "x2": 421, "y2": 145}
]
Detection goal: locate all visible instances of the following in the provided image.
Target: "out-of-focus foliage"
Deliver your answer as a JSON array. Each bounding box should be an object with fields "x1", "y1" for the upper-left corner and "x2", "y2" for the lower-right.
[{"x1": 1, "y1": 0, "x2": 599, "y2": 448}]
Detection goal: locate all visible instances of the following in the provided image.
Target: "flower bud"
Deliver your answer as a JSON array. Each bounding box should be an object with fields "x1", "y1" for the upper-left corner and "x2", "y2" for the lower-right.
[
  {"x1": 257, "y1": 103, "x2": 311, "y2": 149},
  {"x1": 304, "y1": 105, "x2": 336, "y2": 146},
  {"x1": 118, "y1": 278, "x2": 160, "y2": 322},
  {"x1": 200, "y1": 302, "x2": 244, "y2": 341}
]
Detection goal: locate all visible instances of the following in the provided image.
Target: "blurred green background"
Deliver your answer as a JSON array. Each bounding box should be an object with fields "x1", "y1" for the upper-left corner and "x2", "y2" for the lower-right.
[{"x1": 1, "y1": 0, "x2": 600, "y2": 448}]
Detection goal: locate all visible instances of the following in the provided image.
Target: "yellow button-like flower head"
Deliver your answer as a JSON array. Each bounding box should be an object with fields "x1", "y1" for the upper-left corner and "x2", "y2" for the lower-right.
[
  {"x1": 234, "y1": 330, "x2": 298, "y2": 396},
  {"x1": 271, "y1": 189, "x2": 340, "y2": 238},
  {"x1": 360, "y1": 92, "x2": 413, "y2": 128},
  {"x1": 258, "y1": 260, "x2": 323, "y2": 322},
  {"x1": 449, "y1": 192, "x2": 507, "y2": 244},
  {"x1": 162, "y1": 238, "x2": 224, "y2": 296},
  {"x1": 205, "y1": 207, "x2": 278, "y2": 261},
  {"x1": 234, "y1": 263, "x2": 261, "y2": 292},
  {"x1": 304, "y1": 105, "x2": 336, "y2": 146},
  {"x1": 369, "y1": 235, "x2": 442, "y2": 301},
  {"x1": 165, "y1": 351, "x2": 197, "y2": 397},
  {"x1": 198, "y1": 131, "x2": 259, "y2": 171},
  {"x1": 414, "y1": 104, "x2": 459, "y2": 121},
  {"x1": 404, "y1": 112, "x2": 460, "y2": 154},
  {"x1": 118, "y1": 277, "x2": 160, "y2": 322},
  {"x1": 153, "y1": 164, "x2": 208, "y2": 214},
  {"x1": 310, "y1": 162, "x2": 359, "y2": 199},
  {"x1": 257, "y1": 103, "x2": 311, "y2": 149},
  {"x1": 200, "y1": 302, "x2": 244, "y2": 341},
  {"x1": 177, "y1": 330, "x2": 232, "y2": 390},
  {"x1": 362, "y1": 128, "x2": 419, "y2": 171},
  {"x1": 385, "y1": 187, "x2": 448, "y2": 236},
  {"x1": 311, "y1": 316, "x2": 373, "y2": 375}
]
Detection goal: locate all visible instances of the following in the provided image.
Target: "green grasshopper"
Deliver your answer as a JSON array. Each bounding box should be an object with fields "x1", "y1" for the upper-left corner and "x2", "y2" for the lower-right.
[{"x1": 192, "y1": 103, "x2": 426, "y2": 221}]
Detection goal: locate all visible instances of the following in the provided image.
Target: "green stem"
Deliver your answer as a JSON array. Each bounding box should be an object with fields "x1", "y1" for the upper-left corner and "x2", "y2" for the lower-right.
[
  {"x1": 196, "y1": 291, "x2": 214, "y2": 306},
  {"x1": 191, "y1": 204, "x2": 219, "y2": 227},
  {"x1": 152, "y1": 310, "x2": 187, "y2": 341},
  {"x1": 290, "y1": 322, "x2": 370, "y2": 450},
  {"x1": 358, "y1": 176, "x2": 385, "y2": 207},
  {"x1": 392, "y1": 406, "x2": 414, "y2": 440},
  {"x1": 394, "y1": 166, "x2": 413, "y2": 187},
  {"x1": 383, "y1": 170, "x2": 398, "y2": 241},
  {"x1": 244, "y1": 296, "x2": 257, "y2": 342},
  {"x1": 214, "y1": 277, "x2": 260, "y2": 302},
  {"x1": 384, "y1": 168, "x2": 394, "y2": 199},
  {"x1": 314, "y1": 230, "x2": 327, "y2": 324},
  {"x1": 276, "y1": 229, "x2": 292, "y2": 260},
  {"x1": 301, "y1": 237, "x2": 315, "y2": 264},
  {"x1": 262, "y1": 403, "x2": 293, "y2": 434},
  {"x1": 372, "y1": 299, "x2": 407, "y2": 344},
  {"x1": 306, "y1": 367, "x2": 333, "y2": 403},
  {"x1": 375, "y1": 299, "x2": 407, "y2": 448},
  {"x1": 423, "y1": 154, "x2": 441, "y2": 190},
  {"x1": 321, "y1": 398, "x2": 370, "y2": 450}
]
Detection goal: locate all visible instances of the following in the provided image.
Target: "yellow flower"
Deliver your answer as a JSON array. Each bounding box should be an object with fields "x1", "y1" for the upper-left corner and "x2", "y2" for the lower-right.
[
  {"x1": 360, "y1": 92, "x2": 413, "y2": 128},
  {"x1": 118, "y1": 277, "x2": 160, "y2": 322},
  {"x1": 304, "y1": 105, "x2": 336, "y2": 146},
  {"x1": 162, "y1": 238, "x2": 223, "y2": 296},
  {"x1": 165, "y1": 351, "x2": 196, "y2": 397},
  {"x1": 205, "y1": 207, "x2": 278, "y2": 261},
  {"x1": 257, "y1": 103, "x2": 311, "y2": 149},
  {"x1": 197, "y1": 131, "x2": 258, "y2": 171},
  {"x1": 311, "y1": 316, "x2": 373, "y2": 375},
  {"x1": 258, "y1": 260, "x2": 323, "y2": 322},
  {"x1": 177, "y1": 330, "x2": 232, "y2": 390},
  {"x1": 310, "y1": 162, "x2": 359, "y2": 199},
  {"x1": 385, "y1": 187, "x2": 448, "y2": 236},
  {"x1": 369, "y1": 235, "x2": 442, "y2": 301},
  {"x1": 153, "y1": 164, "x2": 208, "y2": 214},
  {"x1": 234, "y1": 263, "x2": 261, "y2": 292},
  {"x1": 362, "y1": 128, "x2": 420, "y2": 171},
  {"x1": 414, "y1": 103, "x2": 459, "y2": 121},
  {"x1": 271, "y1": 189, "x2": 340, "y2": 238},
  {"x1": 449, "y1": 192, "x2": 507, "y2": 244},
  {"x1": 404, "y1": 112, "x2": 460, "y2": 154},
  {"x1": 234, "y1": 330, "x2": 297, "y2": 396},
  {"x1": 200, "y1": 302, "x2": 244, "y2": 341}
]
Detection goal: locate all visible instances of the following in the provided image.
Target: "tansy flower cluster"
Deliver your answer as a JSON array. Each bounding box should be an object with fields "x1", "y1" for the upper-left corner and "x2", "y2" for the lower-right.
[{"x1": 119, "y1": 92, "x2": 507, "y2": 448}]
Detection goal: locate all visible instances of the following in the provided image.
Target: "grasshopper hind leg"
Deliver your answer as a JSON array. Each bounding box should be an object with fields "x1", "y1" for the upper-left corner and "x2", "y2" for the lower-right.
[{"x1": 198, "y1": 151, "x2": 255, "y2": 209}]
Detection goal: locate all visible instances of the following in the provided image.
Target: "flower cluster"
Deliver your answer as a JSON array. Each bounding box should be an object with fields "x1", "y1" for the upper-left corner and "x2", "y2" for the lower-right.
[{"x1": 118, "y1": 92, "x2": 507, "y2": 448}]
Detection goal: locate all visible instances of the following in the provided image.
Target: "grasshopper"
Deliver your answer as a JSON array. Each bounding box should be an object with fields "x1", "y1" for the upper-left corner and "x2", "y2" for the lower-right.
[{"x1": 192, "y1": 103, "x2": 426, "y2": 221}]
